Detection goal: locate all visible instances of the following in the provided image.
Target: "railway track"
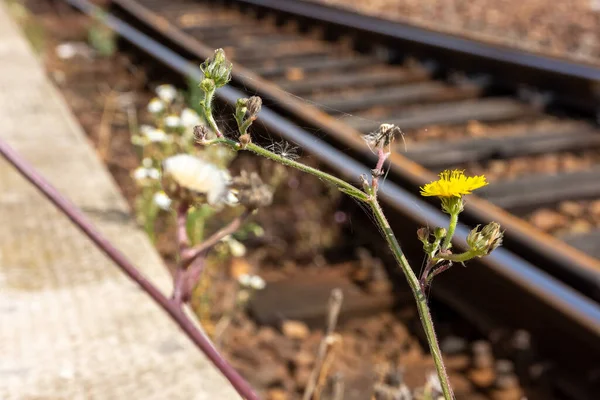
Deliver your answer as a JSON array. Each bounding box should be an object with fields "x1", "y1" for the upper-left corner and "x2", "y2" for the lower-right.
[
  {"x1": 105, "y1": 0, "x2": 600, "y2": 297},
  {"x1": 61, "y1": 0, "x2": 600, "y2": 397}
]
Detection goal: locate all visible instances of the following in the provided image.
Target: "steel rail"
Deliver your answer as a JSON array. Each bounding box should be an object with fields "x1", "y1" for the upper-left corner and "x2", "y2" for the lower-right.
[
  {"x1": 62, "y1": 0, "x2": 600, "y2": 392},
  {"x1": 109, "y1": 0, "x2": 600, "y2": 304},
  {"x1": 232, "y1": 0, "x2": 600, "y2": 81},
  {"x1": 232, "y1": 0, "x2": 600, "y2": 112}
]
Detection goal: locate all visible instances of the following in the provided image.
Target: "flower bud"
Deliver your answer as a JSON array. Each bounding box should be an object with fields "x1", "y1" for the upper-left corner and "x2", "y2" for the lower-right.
[
  {"x1": 247, "y1": 96, "x2": 262, "y2": 117},
  {"x1": 200, "y1": 78, "x2": 216, "y2": 93},
  {"x1": 200, "y1": 48, "x2": 232, "y2": 88},
  {"x1": 466, "y1": 222, "x2": 503, "y2": 257},
  {"x1": 417, "y1": 227, "x2": 430, "y2": 243},
  {"x1": 434, "y1": 227, "x2": 446, "y2": 240}
]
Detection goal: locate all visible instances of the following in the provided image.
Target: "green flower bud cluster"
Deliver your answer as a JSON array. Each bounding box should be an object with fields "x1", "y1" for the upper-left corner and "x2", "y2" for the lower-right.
[
  {"x1": 417, "y1": 227, "x2": 447, "y2": 257},
  {"x1": 200, "y1": 49, "x2": 232, "y2": 89}
]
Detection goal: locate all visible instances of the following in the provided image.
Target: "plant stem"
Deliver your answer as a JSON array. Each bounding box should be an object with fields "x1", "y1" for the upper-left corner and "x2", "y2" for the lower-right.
[
  {"x1": 371, "y1": 148, "x2": 389, "y2": 192},
  {"x1": 202, "y1": 88, "x2": 223, "y2": 138},
  {"x1": 369, "y1": 198, "x2": 454, "y2": 400},
  {"x1": 420, "y1": 258, "x2": 438, "y2": 289},
  {"x1": 442, "y1": 211, "x2": 458, "y2": 251},
  {"x1": 435, "y1": 249, "x2": 478, "y2": 263},
  {"x1": 201, "y1": 138, "x2": 368, "y2": 202},
  {"x1": 181, "y1": 209, "x2": 252, "y2": 266},
  {"x1": 245, "y1": 142, "x2": 369, "y2": 202}
]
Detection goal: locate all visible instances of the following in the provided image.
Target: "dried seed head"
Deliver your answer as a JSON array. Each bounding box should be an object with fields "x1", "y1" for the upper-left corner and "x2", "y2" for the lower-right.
[
  {"x1": 247, "y1": 96, "x2": 262, "y2": 117},
  {"x1": 417, "y1": 227, "x2": 430, "y2": 243},
  {"x1": 232, "y1": 171, "x2": 273, "y2": 209},
  {"x1": 466, "y1": 222, "x2": 503, "y2": 256},
  {"x1": 194, "y1": 125, "x2": 210, "y2": 142},
  {"x1": 364, "y1": 123, "x2": 402, "y2": 150},
  {"x1": 200, "y1": 48, "x2": 232, "y2": 88}
]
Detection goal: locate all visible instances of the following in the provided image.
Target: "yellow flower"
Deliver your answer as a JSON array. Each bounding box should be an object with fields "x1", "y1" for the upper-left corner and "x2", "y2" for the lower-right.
[{"x1": 420, "y1": 170, "x2": 487, "y2": 198}]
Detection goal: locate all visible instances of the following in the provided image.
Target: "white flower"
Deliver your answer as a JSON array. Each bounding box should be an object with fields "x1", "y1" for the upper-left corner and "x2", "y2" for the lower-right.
[
  {"x1": 133, "y1": 167, "x2": 160, "y2": 181},
  {"x1": 144, "y1": 127, "x2": 169, "y2": 143},
  {"x1": 227, "y1": 237, "x2": 246, "y2": 257},
  {"x1": 147, "y1": 98, "x2": 165, "y2": 114},
  {"x1": 236, "y1": 273, "x2": 266, "y2": 290},
  {"x1": 180, "y1": 108, "x2": 201, "y2": 128},
  {"x1": 156, "y1": 84, "x2": 177, "y2": 103},
  {"x1": 237, "y1": 273, "x2": 252, "y2": 287},
  {"x1": 55, "y1": 43, "x2": 77, "y2": 60},
  {"x1": 162, "y1": 154, "x2": 229, "y2": 205},
  {"x1": 153, "y1": 191, "x2": 172, "y2": 210},
  {"x1": 249, "y1": 275, "x2": 266, "y2": 290},
  {"x1": 142, "y1": 158, "x2": 153, "y2": 168},
  {"x1": 140, "y1": 125, "x2": 154, "y2": 135},
  {"x1": 164, "y1": 115, "x2": 181, "y2": 129}
]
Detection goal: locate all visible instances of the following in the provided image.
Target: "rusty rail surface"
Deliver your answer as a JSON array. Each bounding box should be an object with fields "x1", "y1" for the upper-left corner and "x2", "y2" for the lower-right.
[{"x1": 60, "y1": 0, "x2": 600, "y2": 396}]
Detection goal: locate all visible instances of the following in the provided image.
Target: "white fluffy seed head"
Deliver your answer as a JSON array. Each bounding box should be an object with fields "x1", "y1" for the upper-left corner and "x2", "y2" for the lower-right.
[
  {"x1": 162, "y1": 154, "x2": 229, "y2": 205},
  {"x1": 180, "y1": 108, "x2": 201, "y2": 128},
  {"x1": 147, "y1": 98, "x2": 165, "y2": 114},
  {"x1": 156, "y1": 84, "x2": 177, "y2": 103}
]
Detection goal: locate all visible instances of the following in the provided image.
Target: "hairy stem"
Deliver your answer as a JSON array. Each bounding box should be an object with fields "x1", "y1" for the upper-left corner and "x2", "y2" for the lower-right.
[
  {"x1": 202, "y1": 88, "x2": 223, "y2": 138},
  {"x1": 369, "y1": 198, "x2": 454, "y2": 400},
  {"x1": 371, "y1": 148, "x2": 388, "y2": 192},
  {"x1": 201, "y1": 138, "x2": 368, "y2": 202},
  {"x1": 442, "y1": 212, "x2": 458, "y2": 251},
  {"x1": 435, "y1": 249, "x2": 478, "y2": 263},
  {"x1": 419, "y1": 258, "x2": 438, "y2": 289}
]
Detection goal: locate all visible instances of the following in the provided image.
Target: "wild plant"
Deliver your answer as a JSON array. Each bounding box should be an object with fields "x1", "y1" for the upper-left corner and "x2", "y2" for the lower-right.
[{"x1": 194, "y1": 49, "x2": 504, "y2": 400}]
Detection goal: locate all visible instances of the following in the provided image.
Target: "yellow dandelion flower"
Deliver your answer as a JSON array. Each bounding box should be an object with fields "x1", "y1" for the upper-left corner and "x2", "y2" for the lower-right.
[{"x1": 420, "y1": 170, "x2": 488, "y2": 198}]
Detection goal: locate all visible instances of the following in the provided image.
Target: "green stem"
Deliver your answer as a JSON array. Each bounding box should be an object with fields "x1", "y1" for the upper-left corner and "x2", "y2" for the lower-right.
[
  {"x1": 245, "y1": 143, "x2": 369, "y2": 202},
  {"x1": 201, "y1": 138, "x2": 369, "y2": 202},
  {"x1": 442, "y1": 211, "x2": 458, "y2": 251},
  {"x1": 369, "y1": 198, "x2": 454, "y2": 400},
  {"x1": 239, "y1": 116, "x2": 255, "y2": 135},
  {"x1": 435, "y1": 249, "x2": 478, "y2": 263},
  {"x1": 202, "y1": 88, "x2": 222, "y2": 138}
]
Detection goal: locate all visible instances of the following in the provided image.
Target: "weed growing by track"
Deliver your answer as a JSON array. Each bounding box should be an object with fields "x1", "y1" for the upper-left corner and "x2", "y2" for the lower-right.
[{"x1": 196, "y1": 49, "x2": 504, "y2": 400}]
